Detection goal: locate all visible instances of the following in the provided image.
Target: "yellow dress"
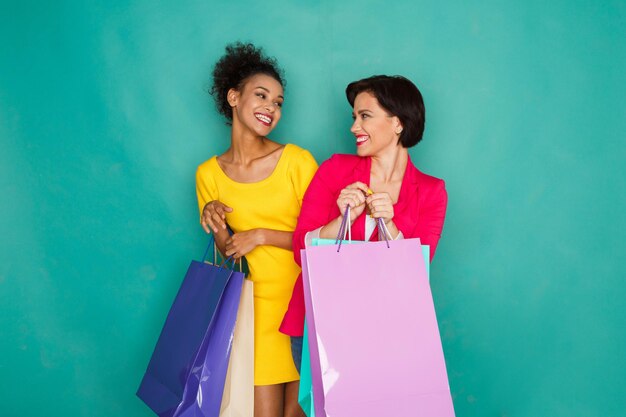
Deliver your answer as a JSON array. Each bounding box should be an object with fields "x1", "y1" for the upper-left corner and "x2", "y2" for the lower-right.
[{"x1": 196, "y1": 143, "x2": 318, "y2": 385}]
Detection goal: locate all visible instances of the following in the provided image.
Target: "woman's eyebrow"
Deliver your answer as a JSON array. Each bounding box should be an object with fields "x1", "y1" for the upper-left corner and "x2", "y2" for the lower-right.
[{"x1": 254, "y1": 85, "x2": 284, "y2": 99}]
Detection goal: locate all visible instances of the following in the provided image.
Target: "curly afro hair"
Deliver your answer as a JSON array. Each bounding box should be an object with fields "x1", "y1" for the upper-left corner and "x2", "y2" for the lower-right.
[{"x1": 210, "y1": 42, "x2": 285, "y2": 123}]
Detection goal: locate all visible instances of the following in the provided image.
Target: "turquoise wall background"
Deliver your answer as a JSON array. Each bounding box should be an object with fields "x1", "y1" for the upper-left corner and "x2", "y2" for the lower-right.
[{"x1": 1, "y1": 1, "x2": 625, "y2": 416}]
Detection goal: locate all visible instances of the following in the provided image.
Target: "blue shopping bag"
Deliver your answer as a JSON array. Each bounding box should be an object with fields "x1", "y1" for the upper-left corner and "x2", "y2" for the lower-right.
[{"x1": 137, "y1": 237, "x2": 244, "y2": 417}]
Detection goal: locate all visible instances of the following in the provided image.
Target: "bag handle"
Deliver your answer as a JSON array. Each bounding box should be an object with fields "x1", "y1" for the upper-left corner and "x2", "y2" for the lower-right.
[
  {"x1": 367, "y1": 187, "x2": 391, "y2": 247},
  {"x1": 201, "y1": 232, "x2": 243, "y2": 272},
  {"x1": 201, "y1": 234, "x2": 216, "y2": 264},
  {"x1": 334, "y1": 205, "x2": 392, "y2": 252},
  {"x1": 335, "y1": 205, "x2": 351, "y2": 252},
  {"x1": 377, "y1": 218, "x2": 391, "y2": 248}
]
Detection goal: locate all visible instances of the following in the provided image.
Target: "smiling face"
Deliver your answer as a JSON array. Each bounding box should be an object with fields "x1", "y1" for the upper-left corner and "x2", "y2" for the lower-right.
[
  {"x1": 229, "y1": 73, "x2": 284, "y2": 136},
  {"x1": 350, "y1": 92, "x2": 402, "y2": 157}
]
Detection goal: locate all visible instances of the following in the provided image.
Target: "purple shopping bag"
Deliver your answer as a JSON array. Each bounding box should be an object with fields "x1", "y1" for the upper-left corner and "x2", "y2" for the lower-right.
[
  {"x1": 175, "y1": 269, "x2": 244, "y2": 417},
  {"x1": 302, "y1": 238, "x2": 455, "y2": 417},
  {"x1": 137, "y1": 238, "x2": 244, "y2": 417}
]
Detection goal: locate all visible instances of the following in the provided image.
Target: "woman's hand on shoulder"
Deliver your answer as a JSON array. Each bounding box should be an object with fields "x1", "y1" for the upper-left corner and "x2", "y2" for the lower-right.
[
  {"x1": 366, "y1": 192, "x2": 394, "y2": 225},
  {"x1": 201, "y1": 200, "x2": 233, "y2": 234},
  {"x1": 337, "y1": 182, "x2": 369, "y2": 222}
]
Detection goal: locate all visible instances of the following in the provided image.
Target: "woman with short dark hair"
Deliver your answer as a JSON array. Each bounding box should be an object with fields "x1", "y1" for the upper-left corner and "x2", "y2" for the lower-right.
[
  {"x1": 346, "y1": 75, "x2": 426, "y2": 148},
  {"x1": 280, "y1": 75, "x2": 448, "y2": 362}
]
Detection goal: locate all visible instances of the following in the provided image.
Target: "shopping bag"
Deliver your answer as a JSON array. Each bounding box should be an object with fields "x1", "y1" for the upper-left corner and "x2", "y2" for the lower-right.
[
  {"x1": 219, "y1": 279, "x2": 254, "y2": 417},
  {"x1": 298, "y1": 239, "x2": 430, "y2": 417},
  {"x1": 298, "y1": 321, "x2": 315, "y2": 417},
  {"x1": 302, "y1": 237, "x2": 455, "y2": 417},
  {"x1": 176, "y1": 268, "x2": 244, "y2": 417},
  {"x1": 298, "y1": 239, "x2": 358, "y2": 417},
  {"x1": 137, "y1": 237, "x2": 244, "y2": 417}
]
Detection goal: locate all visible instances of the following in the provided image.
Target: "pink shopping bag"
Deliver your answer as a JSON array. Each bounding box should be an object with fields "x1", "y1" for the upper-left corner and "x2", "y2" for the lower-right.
[{"x1": 302, "y1": 238, "x2": 455, "y2": 417}]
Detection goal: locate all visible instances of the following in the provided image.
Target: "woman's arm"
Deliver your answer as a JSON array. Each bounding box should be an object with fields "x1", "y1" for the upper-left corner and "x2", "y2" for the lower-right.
[
  {"x1": 257, "y1": 228, "x2": 293, "y2": 250},
  {"x1": 293, "y1": 157, "x2": 343, "y2": 265},
  {"x1": 197, "y1": 164, "x2": 235, "y2": 258},
  {"x1": 318, "y1": 181, "x2": 369, "y2": 239},
  {"x1": 416, "y1": 179, "x2": 448, "y2": 261},
  {"x1": 222, "y1": 228, "x2": 293, "y2": 259},
  {"x1": 318, "y1": 215, "x2": 344, "y2": 239},
  {"x1": 200, "y1": 200, "x2": 232, "y2": 257}
]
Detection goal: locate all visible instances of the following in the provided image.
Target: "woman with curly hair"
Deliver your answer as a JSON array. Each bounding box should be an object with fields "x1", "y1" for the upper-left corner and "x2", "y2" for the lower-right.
[{"x1": 196, "y1": 42, "x2": 316, "y2": 417}]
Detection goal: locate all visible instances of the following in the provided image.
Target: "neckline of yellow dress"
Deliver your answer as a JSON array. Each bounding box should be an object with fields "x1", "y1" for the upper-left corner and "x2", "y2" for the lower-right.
[{"x1": 212, "y1": 143, "x2": 291, "y2": 186}]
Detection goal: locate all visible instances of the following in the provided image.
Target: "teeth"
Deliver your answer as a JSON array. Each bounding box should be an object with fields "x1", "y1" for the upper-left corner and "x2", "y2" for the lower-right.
[
  {"x1": 255, "y1": 114, "x2": 272, "y2": 124},
  {"x1": 356, "y1": 136, "x2": 369, "y2": 143}
]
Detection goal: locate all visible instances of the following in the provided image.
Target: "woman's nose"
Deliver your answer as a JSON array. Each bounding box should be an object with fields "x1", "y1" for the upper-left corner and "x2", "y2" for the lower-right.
[{"x1": 350, "y1": 120, "x2": 360, "y2": 133}]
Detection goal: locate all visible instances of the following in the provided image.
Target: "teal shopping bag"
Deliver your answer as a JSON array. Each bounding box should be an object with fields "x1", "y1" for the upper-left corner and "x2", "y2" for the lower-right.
[
  {"x1": 297, "y1": 238, "x2": 430, "y2": 416},
  {"x1": 298, "y1": 321, "x2": 315, "y2": 417}
]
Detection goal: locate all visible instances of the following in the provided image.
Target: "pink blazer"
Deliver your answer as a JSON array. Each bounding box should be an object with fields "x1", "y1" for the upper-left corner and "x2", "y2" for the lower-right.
[{"x1": 279, "y1": 153, "x2": 448, "y2": 336}]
